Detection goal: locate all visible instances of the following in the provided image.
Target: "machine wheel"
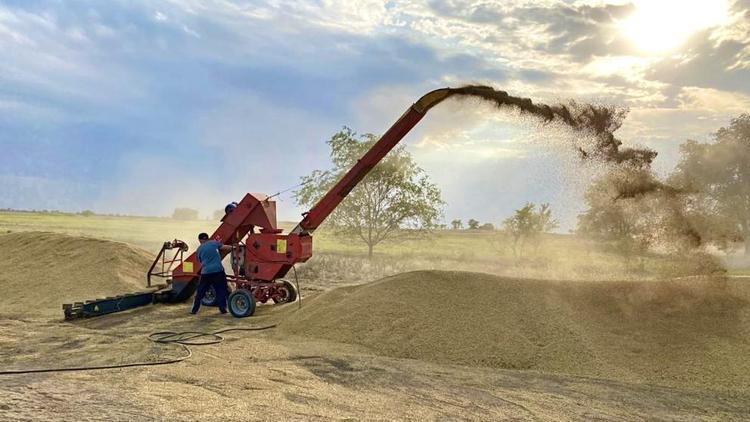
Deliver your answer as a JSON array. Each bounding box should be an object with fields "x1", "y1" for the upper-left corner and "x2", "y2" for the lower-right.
[
  {"x1": 272, "y1": 279, "x2": 298, "y2": 304},
  {"x1": 228, "y1": 289, "x2": 256, "y2": 318},
  {"x1": 201, "y1": 285, "x2": 218, "y2": 306}
]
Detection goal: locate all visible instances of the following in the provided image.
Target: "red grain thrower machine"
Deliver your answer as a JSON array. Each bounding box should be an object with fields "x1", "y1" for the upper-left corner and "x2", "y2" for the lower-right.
[{"x1": 63, "y1": 88, "x2": 453, "y2": 319}]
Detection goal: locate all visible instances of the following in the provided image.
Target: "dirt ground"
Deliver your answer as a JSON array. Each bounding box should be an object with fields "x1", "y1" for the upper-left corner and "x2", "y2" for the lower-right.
[
  {"x1": 1, "y1": 232, "x2": 750, "y2": 420},
  {"x1": 2, "y1": 305, "x2": 750, "y2": 421}
]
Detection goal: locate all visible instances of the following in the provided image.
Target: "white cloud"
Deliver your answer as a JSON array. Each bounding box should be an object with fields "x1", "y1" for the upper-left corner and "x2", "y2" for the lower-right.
[
  {"x1": 182, "y1": 24, "x2": 200, "y2": 37},
  {"x1": 677, "y1": 86, "x2": 750, "y2": 114}
]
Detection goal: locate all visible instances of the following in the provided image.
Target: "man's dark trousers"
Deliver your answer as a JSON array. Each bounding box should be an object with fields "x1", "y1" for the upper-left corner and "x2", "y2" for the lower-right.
[{"x1": 192, "y1": 271, "x2": 228, "y2": 314}]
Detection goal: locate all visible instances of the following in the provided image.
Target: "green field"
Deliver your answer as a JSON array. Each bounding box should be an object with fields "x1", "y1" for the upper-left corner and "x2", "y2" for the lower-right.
[
  {"x1": 0, "y1": 210, "x2": 569, "y2": 259},
  {"x1": 0, "y1": 210, "x2": 604, "y2": 262},
  {"x1": 0, "y1": 212, "x2": 218, "y2": 253},
  {"x1": 0, "y1": 211, "x2": 740, "y2": 287}
]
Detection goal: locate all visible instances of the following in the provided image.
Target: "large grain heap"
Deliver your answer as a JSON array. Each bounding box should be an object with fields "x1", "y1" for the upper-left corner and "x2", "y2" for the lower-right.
[
  {"x1": 280, "y1": 270, "x2": 750, "y2": 390},
  {"x1": 0, "y1": 231, "x2": 153, "y2": 318}
]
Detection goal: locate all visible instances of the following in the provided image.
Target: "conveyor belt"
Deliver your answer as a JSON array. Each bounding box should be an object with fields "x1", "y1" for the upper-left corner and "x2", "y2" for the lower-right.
[{"x1": 63, "y1": 284, "x2": 168, "y2": 320}]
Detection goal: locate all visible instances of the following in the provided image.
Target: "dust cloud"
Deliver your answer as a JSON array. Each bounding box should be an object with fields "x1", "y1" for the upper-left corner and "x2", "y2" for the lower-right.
[
  {"x1": 438, "y1": 85, "x2": 655, "y2": 167},
  {"x1": 429, "y1": 85, "x2": 706, "y2": 252}
]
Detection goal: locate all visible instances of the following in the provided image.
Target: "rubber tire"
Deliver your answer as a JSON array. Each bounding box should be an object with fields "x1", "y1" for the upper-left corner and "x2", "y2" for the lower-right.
[
  {"x1": 272, "y1": 279, "x2": 298, "y2": 304},
  {"x1": 228, "y1": 289, "x2": 256, "y2": 318},
  {"x1": 201, "y1": 285, "x2": 218, "y2": 306}
]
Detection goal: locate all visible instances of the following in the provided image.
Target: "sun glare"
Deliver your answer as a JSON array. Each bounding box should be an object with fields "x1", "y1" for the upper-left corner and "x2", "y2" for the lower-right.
[{"x1": 620, "y1": 0, "x2": 729, "y2": 54}]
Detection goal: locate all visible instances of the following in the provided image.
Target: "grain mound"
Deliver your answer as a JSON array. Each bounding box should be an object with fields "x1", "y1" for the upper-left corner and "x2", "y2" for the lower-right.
[
  {"x1": 0, "y1": 232, "x2": 154, "y2": 318},
  {"x1": 280, "y1": 270, "x2": 750, "y2": 390}
]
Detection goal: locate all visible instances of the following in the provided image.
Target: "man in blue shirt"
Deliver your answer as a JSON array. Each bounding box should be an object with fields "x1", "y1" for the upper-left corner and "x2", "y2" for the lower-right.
[{"x1": 191, "y1": 232, "x2": 232, "y2": 314}]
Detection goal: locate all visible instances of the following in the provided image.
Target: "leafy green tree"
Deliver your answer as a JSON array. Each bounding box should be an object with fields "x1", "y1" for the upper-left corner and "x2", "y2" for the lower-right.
[
  {"x1": 295, "y1": 127, "x2": 444, "y2": 258},
  {"x1": 451, "y1": 219, "x2": 463, "y2": 230},
  {"x1": 669, "y1": 114, "x2": 750, "y2": 256},
  {"x1": 467, "y1": 219, "x2": 480, "y2": 230},
  {"x1": 503, "y1": 202, "x2": 558, "y2": 258}
]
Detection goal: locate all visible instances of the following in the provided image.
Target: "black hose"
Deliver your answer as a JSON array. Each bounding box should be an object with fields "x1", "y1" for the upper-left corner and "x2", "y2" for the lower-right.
[
  {"x1": 0, "y1": 325, "x2": 276, "y2": 376},
  {"x1": 292, "y1": 265, "x2": 302, "y2": 310},
  {"x1": 148, "y1": 326, "x2": 276, "y2": 345}
]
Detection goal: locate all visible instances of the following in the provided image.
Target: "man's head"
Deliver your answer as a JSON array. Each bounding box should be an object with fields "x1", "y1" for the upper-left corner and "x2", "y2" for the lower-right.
[{"x1": 198, "y1": 232, "x2": 209, "y2": 244}]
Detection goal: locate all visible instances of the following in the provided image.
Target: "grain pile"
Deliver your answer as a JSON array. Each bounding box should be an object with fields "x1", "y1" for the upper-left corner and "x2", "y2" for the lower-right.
[
  {"x1": 280, "y1": 270, "x2": 750, "y2": 390},
  {"x1": 0, "y1": 231, "x2": 153, "y2": 318}
]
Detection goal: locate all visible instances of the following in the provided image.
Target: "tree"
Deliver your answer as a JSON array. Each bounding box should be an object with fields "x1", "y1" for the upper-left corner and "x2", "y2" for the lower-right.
[
  {"x1": 503, "y1": 202, "x2": 559, "y2": 258},
  {"x1": 577, "y1": 168, "x2": 667, "y2": 265},
  {"x1": 213, "y1": 209, "x2": 225, "y2": 220},
  {"x1": 669, "y1": 114, "x2": 750, "y2": 256},
  {"x1": 535, "y1": 203, "x2": 558, "y2": 234},
  {"x1": 295, "y1": 127, "x2": 444, "y2": 258},
  {"x1": 467, "y1": 219, "x2": 480, "y2": 230},
  {"x1": 172, "y1": 207, "x2": 199, "y2": 220},
  {"x1": 479, "y1": 222, "x2": 495, "y2": 231},
  {"x1": 503, "y1": 203, "x2": 534, "y2": 257},
  {"x1": 451, "y1": 219, "x2": 463, "y2": 230},
  {"x1": 79, "y1": 210, "x2": 95, "y2": 217}
]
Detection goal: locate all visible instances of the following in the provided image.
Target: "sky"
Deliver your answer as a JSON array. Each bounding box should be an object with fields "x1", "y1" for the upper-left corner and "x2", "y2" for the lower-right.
[{"x1": 1, "y1": 0, "x2": 748, "y2": 229}]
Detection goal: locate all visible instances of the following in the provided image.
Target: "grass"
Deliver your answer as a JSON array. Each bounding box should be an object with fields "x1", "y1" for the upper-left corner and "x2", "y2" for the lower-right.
[
  {"x1": 0, "y1": 212, "x2": 223, "y2": 253},
  {"x1": 0, "y1": 211, "x2": 740, "y2": 286},
  {"x1": 0, "y1": 210, "x2": 548, "y2": 259},
  {"x1": 0, "y1": 211, "x2": 601, "y2": 261}
]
